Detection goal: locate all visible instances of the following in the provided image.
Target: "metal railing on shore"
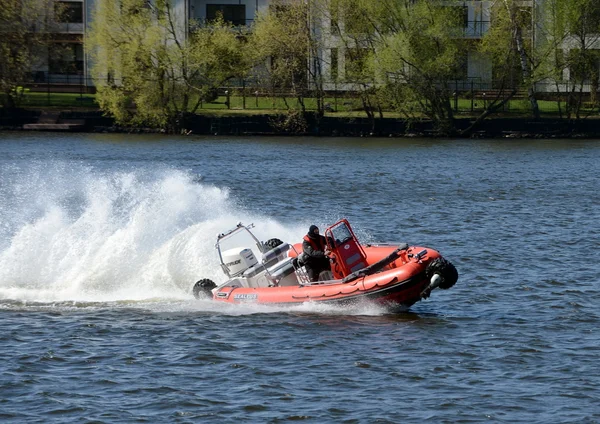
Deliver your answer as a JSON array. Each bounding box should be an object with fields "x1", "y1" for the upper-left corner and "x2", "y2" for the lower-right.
[{"x1": 4, "y1": 77, "x2": 600, "y2": 116}]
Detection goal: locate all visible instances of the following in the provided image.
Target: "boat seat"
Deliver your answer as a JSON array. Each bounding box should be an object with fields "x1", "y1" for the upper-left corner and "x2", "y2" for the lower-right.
[
  {"x1": 262, "y1": 242, "x2": 291, "y2": 268},
  {"x1": 242, "y1": 243, "x2": 292, "y2": 285},
  {"x1": 267, "y1": 259, "x2": 298, "y2": 287},
  {"x1": 243, "y1": 263, "x2": 267, "y2": 279}
]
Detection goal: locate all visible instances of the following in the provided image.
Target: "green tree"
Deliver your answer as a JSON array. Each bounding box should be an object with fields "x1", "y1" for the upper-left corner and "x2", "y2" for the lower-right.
[
  {"x1": 560, "y1": 0, "x2": 600, "y2": 118},
  {"x1": 535, "y1": 0, "x2": 600, "y2": 119},
  {"x1": 0, "y1": 0, "x2": 58, "y2": 109},
  {"x1": 86, "y1": 0, "x2": 249, "y2": 132},
  {"x1": 328, "y1": 0, "x2": 386, "y2": 128},
  {"x1": 460, "y1": 0, "x2": 562, "y2": 131},
  {"x1": 535, "y1": 0, "x2": 570, "y2": 117},
  {"x1": 249, "y1": 0, "x2": 327, "y2": 126},
  {"x1": 370, "y1": 0, "x2": 468, "y2": 134}
]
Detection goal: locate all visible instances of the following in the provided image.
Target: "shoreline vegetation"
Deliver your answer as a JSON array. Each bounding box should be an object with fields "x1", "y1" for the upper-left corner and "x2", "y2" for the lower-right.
[
  {"x1": 2, "y1": 104, "x2": 600, "y2": 139},
  {"x1": 2, "y1": 91, "x2": 600, "y2": 139},
  {"x1": 4, "y1": 0, "x2": 600, "y2": 138}
]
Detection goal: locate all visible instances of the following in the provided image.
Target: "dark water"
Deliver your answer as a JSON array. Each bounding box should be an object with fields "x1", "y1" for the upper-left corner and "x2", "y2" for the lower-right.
[{"x1": 0, "y1": 133, "x2": 599, "y2": 423}]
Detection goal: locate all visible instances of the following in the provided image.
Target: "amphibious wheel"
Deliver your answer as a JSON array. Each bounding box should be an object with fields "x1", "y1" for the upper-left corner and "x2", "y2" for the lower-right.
[
  {"x1": 264, "y1": 238, "x2": 284, "y2": 250},
  {"x1": 192, "y1": 278, "x2": 217, "y2": 299},
  {"x1": 426, "y1": 258, "x2": 458, "y2": 290}
]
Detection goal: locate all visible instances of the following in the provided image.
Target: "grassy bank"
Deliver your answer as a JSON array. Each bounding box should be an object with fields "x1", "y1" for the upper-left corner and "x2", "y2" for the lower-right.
[{"x1": 6, "y1": 91, "x2": 600, "y2": 119}]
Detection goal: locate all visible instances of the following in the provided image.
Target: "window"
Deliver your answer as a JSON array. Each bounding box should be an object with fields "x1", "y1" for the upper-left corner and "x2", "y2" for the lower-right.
[
  {"x1": 330, "y1": 48, "x2": 338, "y2": 80},
  {"x1": 206, "y1": 4, "x2": 246, "y2": 26},
  {"x1": 330, "y1": 223, "x2": 352, "y2": 245},
  {"x1": 330, "y1": 17, "x2": 340, "y2": 35},
  {"x1": 566, "y1": 3, "x2": 600, "y2": 35},
  {"x1": 55, "y1": 1, "x2": 83, "y2": 24},
  {"x1": 344, "y1": 48, "x2": 368, "y2": 81},
  {"x1": 451, "y1": 51, "x2": 468, "y2": 80},
  {"x1": 329, "y1": 3, "x2": 340, "y2": 35},
  {"x1": 447, "y1": 5, "x2": 468, "y2": 28},
  {"x1": 48, "y1": 43, "x2": 83, "y2": 74},
  {"x1": 569, "y1": 50, "x2": 600, "y2": 83}
]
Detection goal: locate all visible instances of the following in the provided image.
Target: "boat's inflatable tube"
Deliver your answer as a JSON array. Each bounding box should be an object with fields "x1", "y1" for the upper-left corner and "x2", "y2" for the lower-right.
[{"x1": 341, "y1": 243, "x2": 409, "y2": 283}]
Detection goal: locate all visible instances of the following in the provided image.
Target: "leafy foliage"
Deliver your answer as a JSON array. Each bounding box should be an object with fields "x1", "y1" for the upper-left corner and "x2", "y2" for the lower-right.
[
  {"x1": 366, "y1": 0, "x2": 467, "y2": 133},
  {"x1": 86, "y1": 0, "x2": 249, "y2": 131},
  {"x1": 249, "y1": 0, "x2": 326, "y2": 120},
  {"x1": 0, "y1": 0, "x2": 58, "y2": 108}
]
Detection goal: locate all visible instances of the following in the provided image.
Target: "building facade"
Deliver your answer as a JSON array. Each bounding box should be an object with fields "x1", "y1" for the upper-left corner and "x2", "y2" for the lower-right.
[
  {"x1": 24, "y1": 0, "x2": 600, "y2": 94},
  {"x1": 29, "y1": 0, "x2": 85, "y2": 87}
]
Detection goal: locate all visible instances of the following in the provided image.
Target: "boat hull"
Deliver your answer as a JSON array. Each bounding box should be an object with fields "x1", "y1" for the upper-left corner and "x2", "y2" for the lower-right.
[
  {"x1": 211, "y1": 246, "x2": 443, "y2": 309},
  {"x1": 196, "y1": 219, "x2": 457, "y2": 310}
]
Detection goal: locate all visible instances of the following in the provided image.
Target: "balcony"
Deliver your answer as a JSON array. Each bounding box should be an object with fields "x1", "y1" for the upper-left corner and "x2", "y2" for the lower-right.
[
  {"x1": 54, "y1": 1, "x2": 83, "y2": 33},
  {"x1": 55, "y1": 22, "x2": 84, "y2": 34},
  {"x1": 462, "y1": 21, "x2": 490, "y2": 38},
  {"x1": 189, "y1": 18, "x2": 255, "y2": 37}
]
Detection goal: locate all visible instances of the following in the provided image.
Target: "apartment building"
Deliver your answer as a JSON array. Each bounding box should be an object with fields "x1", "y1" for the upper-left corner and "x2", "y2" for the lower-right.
[
  {"x1": 29, "y1": 0, "x2": 86, "y2": 86},
  {"x1": 22, "y1": 0, "x2": 600, "y2": 94},
  {"x1": 315, "y1": 1, "x2": 495, "y2": 91}
]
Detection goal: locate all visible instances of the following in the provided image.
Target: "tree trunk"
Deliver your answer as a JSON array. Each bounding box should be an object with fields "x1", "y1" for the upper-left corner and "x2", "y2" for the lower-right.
[
  {"x1": 515, "y1": 26, "x2": 540, "y2": 119},
  {"x1": 2, "y1": 91, "x2": 16, "y2": 109},
  {"x1": 506, "y1": 0, "x2": 540, "y2": 119},
  {"x1": 590, "y1": 68, "x2": 599, "y2": 105}
]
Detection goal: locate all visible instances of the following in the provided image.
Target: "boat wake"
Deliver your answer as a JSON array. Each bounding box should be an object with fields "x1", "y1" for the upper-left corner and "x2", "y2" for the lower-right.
[
  {"x1": 0, "y1": 162, "x2": 308, "y2": 306},
  {"x1": 0, "y1": 296, "x2": 401, "y2": 317}
]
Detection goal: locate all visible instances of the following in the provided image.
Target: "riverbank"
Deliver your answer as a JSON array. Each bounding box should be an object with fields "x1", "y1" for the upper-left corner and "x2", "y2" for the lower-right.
[{"x1": 2, "y1": 108, "x2": 600, "y2": 138}]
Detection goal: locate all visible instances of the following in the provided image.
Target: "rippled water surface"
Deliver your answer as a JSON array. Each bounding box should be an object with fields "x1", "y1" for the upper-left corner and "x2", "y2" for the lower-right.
[{"x1": 1, "y1": 133, "x2": 599, "y2": 423}]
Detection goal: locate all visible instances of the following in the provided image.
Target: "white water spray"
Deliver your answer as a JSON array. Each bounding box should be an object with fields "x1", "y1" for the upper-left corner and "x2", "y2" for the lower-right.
[{"x1": 0, "y1": 162, "x2": 305, "y2": 303}]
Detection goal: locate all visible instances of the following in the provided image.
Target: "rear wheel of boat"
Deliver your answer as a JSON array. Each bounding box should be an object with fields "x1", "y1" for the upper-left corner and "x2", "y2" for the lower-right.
[
  {"x1": 426, "y1": 258, "x2": 458, "y2": 290},
  {"x1": 192, "y1": 279, "x2": 217, "y2": 299}
]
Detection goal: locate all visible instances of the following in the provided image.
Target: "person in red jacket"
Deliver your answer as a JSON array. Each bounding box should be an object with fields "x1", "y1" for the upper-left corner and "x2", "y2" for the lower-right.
[{"x1": 302, "y1": 225, "x2": 331, "y2": 282}]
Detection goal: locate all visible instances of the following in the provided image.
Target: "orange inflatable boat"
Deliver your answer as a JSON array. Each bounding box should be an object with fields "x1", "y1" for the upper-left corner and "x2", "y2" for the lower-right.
[{"x1": 192, "y1": 219, "x2": 458, "y2": 310}]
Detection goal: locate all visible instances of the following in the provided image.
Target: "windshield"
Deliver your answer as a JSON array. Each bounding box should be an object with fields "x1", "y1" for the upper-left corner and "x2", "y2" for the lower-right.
[
  {"x1": 217, "y1": 227, "x2": 262, "y2": 262},
  {"x1": 330, "y1": 223, "x2": 353, "y2": 245}
]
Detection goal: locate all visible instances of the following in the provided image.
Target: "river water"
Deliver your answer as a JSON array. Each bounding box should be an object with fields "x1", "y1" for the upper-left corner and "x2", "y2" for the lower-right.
[{"x1": 0, "y1": 132, "x2": 598, "y2": 423}]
